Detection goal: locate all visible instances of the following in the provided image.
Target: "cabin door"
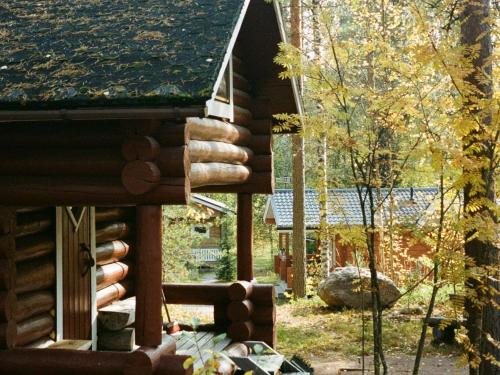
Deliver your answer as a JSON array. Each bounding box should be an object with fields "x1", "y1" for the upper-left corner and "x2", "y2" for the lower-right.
[{"x1": 56, "y1": 207, "x2": 97, "y2": 348}]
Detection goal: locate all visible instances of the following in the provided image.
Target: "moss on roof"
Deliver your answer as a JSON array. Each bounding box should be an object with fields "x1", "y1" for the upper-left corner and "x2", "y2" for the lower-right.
[{"x1": 0, "y1": 0, "x2": 245, "y2": 109}]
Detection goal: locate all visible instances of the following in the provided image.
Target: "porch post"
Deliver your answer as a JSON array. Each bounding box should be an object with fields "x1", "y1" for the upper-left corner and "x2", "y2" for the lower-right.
[
  {"x1": 237, "y1": 193, "x2": 253, "y2": 281},
  {"x1": 135, "y1": 205, "x2": 162, "y2": 346}
]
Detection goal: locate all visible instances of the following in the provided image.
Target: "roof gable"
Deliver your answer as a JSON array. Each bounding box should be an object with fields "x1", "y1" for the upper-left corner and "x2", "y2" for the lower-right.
[
  {"x1": 267, "y1": 188, "x2": 439, "y2": 230},
  {"x1": 0, "y1": 0, "x2": 246, "y2": 109}
]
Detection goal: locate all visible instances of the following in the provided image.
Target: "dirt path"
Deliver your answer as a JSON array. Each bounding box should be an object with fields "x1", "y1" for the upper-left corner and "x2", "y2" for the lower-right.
[{"x1": 312, "y1": 354, "x2": 467, "y2": 375}]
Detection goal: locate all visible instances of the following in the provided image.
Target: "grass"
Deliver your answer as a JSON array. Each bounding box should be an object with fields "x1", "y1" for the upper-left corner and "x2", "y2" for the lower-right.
[{"x1": 275, "y1": 296, "x2": 461, "y2": 362}]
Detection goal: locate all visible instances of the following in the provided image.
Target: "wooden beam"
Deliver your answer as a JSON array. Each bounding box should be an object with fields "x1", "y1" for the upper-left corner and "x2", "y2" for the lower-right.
[
  {"x1": 190, "y1": 163, "x2": 251, "y2": 188},
  {"x1": 187, "y1": 117, "x2": 251, "y2": 145},
  {"x1": 237, "y1": 193, "x2": 253, "y2": 281},
  {"x1": 0, "y1": 106, "x2": 205, "y2": 122},
  {"x1": 135, "y1": 206, "x2": 162, "y2": 346},
  {"x1": 96, "y1": 222, "x2": 131, "y2": 244},
  {"x1": 15, "y1": 258, "x2": 56, "y2": 294},
  {"x1": 98, "y1": 327, "x2": 135, "y2": 351},
  {"x1": 162, "y1": 283, "x2": 230, "y2": 305},
  {"x1": 0, "y1": 176, "x2": 189, "y2": 206}
]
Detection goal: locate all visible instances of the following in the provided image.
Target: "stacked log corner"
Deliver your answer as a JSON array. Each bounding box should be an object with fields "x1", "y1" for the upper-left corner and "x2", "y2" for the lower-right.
[
  {"x1": 0, "y1": 121, "x2": 190, "y2": 205},
  {"x1": 227, "y1": 281, "x2": 276, "y2": 348},
  {"x1": 95, "y1": 207, "x2": 136, "y2": 351},
  {"x1": 191, "y1": 52, "x2": 274, "y2": 195},
  {"x1": 161, "y1": 282, "x2": 277, "y2": 348},
  {"x1": 0, "y1": 207, "x2": 56, "y2": 349}
]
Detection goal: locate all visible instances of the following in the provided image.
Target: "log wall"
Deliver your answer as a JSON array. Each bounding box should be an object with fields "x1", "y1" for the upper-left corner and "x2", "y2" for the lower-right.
[
  {"x1": 192, "y1": 49, "x2": 274, "y2": 194},
  {"x1": 0, "y1": 207, "x2": 56, "y2": 349},
  {"x1": 95, "y1": 207, "x2": 135, "y2": 309}
]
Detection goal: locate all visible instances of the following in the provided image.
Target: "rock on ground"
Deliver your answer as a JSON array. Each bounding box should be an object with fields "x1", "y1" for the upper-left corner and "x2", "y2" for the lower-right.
[{"x1": 318, "y1": 267, "x2": 401, "y2": 309}]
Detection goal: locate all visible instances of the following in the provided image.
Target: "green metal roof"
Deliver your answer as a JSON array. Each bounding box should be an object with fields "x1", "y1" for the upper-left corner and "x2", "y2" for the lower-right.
[{"x1": 0, "y1": 0, "x2": 245, "y2": 109}]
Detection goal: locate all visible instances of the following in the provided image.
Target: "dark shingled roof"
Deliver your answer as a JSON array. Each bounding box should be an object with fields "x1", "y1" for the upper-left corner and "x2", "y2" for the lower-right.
[
  {"x1": 268, "y1": 188, "x2": 438, "y2": 230},
  {"x1": 0, "y1": 0, "x2": 245, "y2": 109}
]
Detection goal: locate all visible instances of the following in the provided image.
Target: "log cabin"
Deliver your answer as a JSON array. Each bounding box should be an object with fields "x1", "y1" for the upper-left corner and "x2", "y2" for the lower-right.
[
  {"x1": 0, "y1": 1, "x2": 300, "y2": 374},
  {"x1": 264, "y1": 188, "x2": 438, "y2": 286}
]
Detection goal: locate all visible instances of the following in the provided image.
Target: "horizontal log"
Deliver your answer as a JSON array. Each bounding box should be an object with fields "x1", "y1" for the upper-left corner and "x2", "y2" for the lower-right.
[
  {"x1": 16, "y1": 291, "x2": 55, "y2": 323},
  {"x1": 0, "y1": 290, "x2": 16, "y2": 321},
  {"x1": 121, "y1": 160, "x2": 161, "y2": 195},
  {"x1": 153, "y1": 123, "x2": 189, "y2": 146},
  {"x1": 156, "y1": 146, "x2": 189, "y2": 178},
  {"x1": 0, "y1": 335, "x2": 176, "y2": 374},
  {"x1": 192, "y1": 171, "x2": 273, "y2": 194},
  {"x1": 227, "y1": 300, "x2": 254, "y2": 322},
  {"x1": 188, "y1": 140, "x2": 253, "y2": 164},
  {"x1": 190, "y1": 163, "x2": 251, "y2": 187},
  {"x1": 14, "y1": 233, "x2": 55, "y2": 263},
  {"x1": 233, "y1": 105, "x2": 252, "y2": 126},
  {"x1": 228, "y1": 320, "x2": 254, "y2": 341},
  {"x1": 233, "y1": 72, "x2": 250, "y2": 92},
  {"x1": 0, "y1": 122, "x2": 129, "y2": 147},
  {"x1": 16, "y1": 258, "x2": 56, "y2": 294},
  {"x1": 162, "y1": 283, "x2": 230, "y2": 305},
  {"x1": 228, "y1": 281, "x2": 253, "y2": 301},
  {"x1": 98, "y1": 296, "x2": 135, "y2": 331},
  {"x1": 232, "y1": 55, "x2": 246, "y2": 76},
  {"x1": 0, "y1": 148, "x2": 124, "y2": 176},
  {"x1": 96, "y1": 222, "x2": 131, "y2": 244},
  {"x1": 0, "y1": 176, "x2": 189, "y2": 206},
  {"x1": 0, "y1": 105, "x2": 205, "y2": 122},
  {"x1": 24, "y1": 337, "x2": 54, "y2": 349},
  {"x1": 250, "y1": 154, "x2": 272, "y2": 173},
  {"x1": 95, "y1": 207, "x2": 133, "y2": 223},
  {"x1": 15, "y1": 212, "x2": 53, "y2": 238},
  {"x1": 96, "y1": 240, "x2": 130, "y2": 265},
  {"x1": 16, "y1": 313, "x2": 54, "y2": 347},
  {"x1": 156, "y1": 354, "x2": 194, "y2": 375},
  {"x1": 0, "y1": 319, "x2": 17, "y2": 349},
  {"x1": 0, "y1": 258, "x2": 16, "y2": 290},
  {"x1": 96, "y1": 281, "x2": 132, "y2": 309},
  {"x1": 0, "y1": 234, "x2": 15, "y2": 259},
  {"x1": 15, "y1": 207, "x2": 51, "y2": 214},
  {"x1": 233, "y1": 88, "x2": 252, "y2": 109},
  {"x1": 96, "y1": 262, "x2": 131, "y2": 291},
  {"x1": 187, "y1": 117, "x2": 251, "y2": 145},
  {"x1": 122, "y1": 136, "x2": 160, "y2": 162},
  {"x1": 98, "y1": 327, "x2": 135, "y2": 351}
]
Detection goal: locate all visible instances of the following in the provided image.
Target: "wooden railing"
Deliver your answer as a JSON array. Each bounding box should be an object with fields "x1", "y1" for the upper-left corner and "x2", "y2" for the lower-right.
[
  {"x1": 162, "y1": 281, "x2": 277, "y2": 348},
  {"x1": 191, "y1": 247, "x2": 223, "y2": 263}
]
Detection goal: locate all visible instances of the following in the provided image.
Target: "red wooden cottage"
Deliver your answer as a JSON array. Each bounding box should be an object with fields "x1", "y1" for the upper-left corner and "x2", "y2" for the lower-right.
[{"x1": 0, "y1": 1, "x2": 300, "y2": 373}]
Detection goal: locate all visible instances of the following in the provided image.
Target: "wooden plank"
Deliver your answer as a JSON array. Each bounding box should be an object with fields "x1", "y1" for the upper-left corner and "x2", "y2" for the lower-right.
[{"x1": 48, "y1": 340, "x2": 92, "y2": 350}]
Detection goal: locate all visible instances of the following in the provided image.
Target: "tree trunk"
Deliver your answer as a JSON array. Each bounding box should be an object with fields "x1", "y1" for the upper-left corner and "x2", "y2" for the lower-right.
[
  {"x1": 290, "y1": 0, "x2": 307, "y2": 299},
  {"x1": 460, "y1": 1, "x2": 498, "y2": 374}
]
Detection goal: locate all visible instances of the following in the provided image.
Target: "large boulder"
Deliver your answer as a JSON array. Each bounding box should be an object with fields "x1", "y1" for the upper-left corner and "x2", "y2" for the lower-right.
[{"x1": 318, "y1": 267, "x2": 400, "y2": 309}]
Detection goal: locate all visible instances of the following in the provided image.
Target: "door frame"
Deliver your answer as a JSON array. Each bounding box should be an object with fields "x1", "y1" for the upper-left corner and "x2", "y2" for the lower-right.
[{"x1": 55, "y1": 206, "x2": 97, "y2": 349}]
